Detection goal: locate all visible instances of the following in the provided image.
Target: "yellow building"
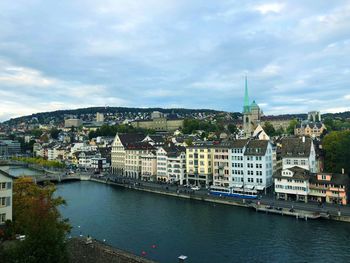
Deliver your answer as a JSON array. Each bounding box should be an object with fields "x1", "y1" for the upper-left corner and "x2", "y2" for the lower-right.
[
  {"x1": 186, "y1": 142, "x2": 214, "y2": 187},
  {"x1": 294, "y1": 122, "x2": 326, "y2": 138}
]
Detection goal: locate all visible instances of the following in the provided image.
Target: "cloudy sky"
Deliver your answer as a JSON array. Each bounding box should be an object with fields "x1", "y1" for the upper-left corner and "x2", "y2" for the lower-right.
[{"x1": 0, "y1": 0, "x2": 350, "y2": 121}]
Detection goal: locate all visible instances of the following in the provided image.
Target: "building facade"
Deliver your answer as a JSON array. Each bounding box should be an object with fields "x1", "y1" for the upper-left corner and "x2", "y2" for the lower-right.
[{"x1": 0, "y1": 173, "x2": 13, "y2": 225}]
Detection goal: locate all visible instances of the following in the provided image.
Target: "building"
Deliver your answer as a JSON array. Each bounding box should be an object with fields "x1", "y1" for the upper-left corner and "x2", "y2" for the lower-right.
[
  {"x1": 132, "y1": 111, "x2": 184, "y2": 132},
  {"x1": 295, "y1": 122, "x2": 326, "y2": 138},
  {"x1": 124, "y1": 142, "x2": 155, "y2": 179},
  {"x1": 309, "y1": 172, "x2": 349, "y2": 205},
  {"x1": 0, "y1": 140, "x2": 21, "y2": 156},
  {"x1": 91, "y1": 157, "x2": 110, "y2": 172},
  {"x1": 186, "y1": 142, "x2": 214, "y2": 187},
  {"x1": 111, "y1": 133, "x2": 145, "y2": 175},
  {"x1": 141, "y1": 151, "x2": 157, "y2": 181},
  {"x1": 0, "y1": 142, "x2": 8, "y2": 159},
  {"x1": 96, "y1": 112, "x2": 105, "y2": 123},
  {"x1": 64, "y1": 118, "x2": 83, "y2": 128},
  {"x1": 242, "y1": 77, "x2": 262, "y2": 138},
  {"x1": 156, "y1": 144, "x2": 186, "y2": 184},
  {"x1": 274, "y1": 166, "x2": 310, "y2": 203},
  {"x1": 213, "y1": 142, "x2": 232, "y2": 188},
  {"x1": 280, "y1": 137, "x2": 317, "y2": 172},
  {"x1": 0, "y1": 172, "x2": 14, "y2": 225}
]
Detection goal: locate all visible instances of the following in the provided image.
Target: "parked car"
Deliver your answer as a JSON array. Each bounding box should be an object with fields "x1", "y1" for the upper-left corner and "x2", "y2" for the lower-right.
[{"x1": 191, "y1": 186, "x2": 200, "y2": 191}]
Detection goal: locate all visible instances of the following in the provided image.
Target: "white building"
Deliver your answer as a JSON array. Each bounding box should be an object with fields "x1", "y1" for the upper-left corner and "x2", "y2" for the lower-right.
[
  {"x1": 274, "y1": 166, "x2": 310, "y2": 202},
  {"x1": 157, "y1": 144, "x2": 186, "y2": 184},
  {"x1": 213, "y1": 139, "x2": 274, "y2": 193},
  {"x1": 0, "y1": 173, "x2": 14, "y2": 225},
  {"x1": 281, "y1": 137, "x2": 316, "y2": 172},
  {"x1": 96, "y1": 112, "x2": 104, "y2": 123}
]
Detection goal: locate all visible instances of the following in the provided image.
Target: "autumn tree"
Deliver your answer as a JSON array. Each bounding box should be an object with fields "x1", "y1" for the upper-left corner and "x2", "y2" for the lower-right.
[{"x1": 2, "y1": 177, "x2": 71, "y2": 263}]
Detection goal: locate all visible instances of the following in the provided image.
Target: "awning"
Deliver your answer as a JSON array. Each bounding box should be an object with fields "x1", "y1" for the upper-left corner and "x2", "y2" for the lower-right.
[
  {"x1": 245, "y1": 185, "x2": 255, "y2": 190},
  {"x1": 233, "y1": 184, "x2": 243, "y2": 188},
  {"x1": 256, "y1": 185, "x2": 265, "y2": 191}
]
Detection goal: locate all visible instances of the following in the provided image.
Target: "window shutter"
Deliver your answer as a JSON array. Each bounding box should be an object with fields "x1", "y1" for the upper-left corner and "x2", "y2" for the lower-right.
[
  {"x1": 6, "y1": 197, "x2": 11, "y2": 206},
  {"x1": 7, "y1": 182, "x2": 12, "y2": 190}
]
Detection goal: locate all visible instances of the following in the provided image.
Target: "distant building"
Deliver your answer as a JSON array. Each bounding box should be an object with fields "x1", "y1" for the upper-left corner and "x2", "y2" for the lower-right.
[
  {"x1": 132, "y1": 111, "x2": 184, "y2": 132},
  {"x1": 0, "y1": 172, "x2": 14, "y2": 225},
  {"x1": 96, "y1": 112, "x2": 104, "y2": 123},
  {"x1": 64, "y1": 118, "x2": 83, "y2": 128},
  {"x1": 242, "y1": 77, "x2": 262, "y2": 138},
  {"x1": 0, "y1": 140, "x2": 21, "y2": 156},
  {"x1": 0, "y1": 142, "x2": 9, "y2": 158},
  {"x1": 294, "y1": 111, "x2": 326, "y2": 138}
]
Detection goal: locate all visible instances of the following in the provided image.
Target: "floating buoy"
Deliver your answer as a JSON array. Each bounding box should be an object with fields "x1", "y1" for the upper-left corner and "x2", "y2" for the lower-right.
[{"x1": 141, "y1": 251, "x2": 147, "y2": 256}]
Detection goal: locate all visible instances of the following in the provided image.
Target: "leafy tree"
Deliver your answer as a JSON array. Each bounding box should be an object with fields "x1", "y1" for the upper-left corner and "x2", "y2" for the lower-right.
[
  {"x1": 323, "y1": 130, "x2": 350, "y2": 173},
  {"x1": 227, "y1": 124, "x2": 238, "y2": 134},
  {"x1": 286, "y1": 119, "x2": 298, "y2": 135},
  {"x1": 2, "y1": 177, "x2": 71, "y2": 262},
  {"x1": 263, "y1": 122, "x2": 276, "y2": 136},
  {"x1": 50, "y1": 128, "x2": 60, "y2": 140},
  {"x1": 30, "y1": 129, "x2": 43, "y2": 138}
]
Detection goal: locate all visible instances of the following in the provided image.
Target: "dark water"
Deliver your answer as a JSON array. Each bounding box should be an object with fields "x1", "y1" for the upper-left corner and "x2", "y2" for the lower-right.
[{"x1": 56, "y1": 181, "x2": 350, "y2": 263}]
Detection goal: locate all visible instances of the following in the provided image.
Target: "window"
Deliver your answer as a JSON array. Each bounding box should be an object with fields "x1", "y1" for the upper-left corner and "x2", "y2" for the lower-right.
[
  {"x1": 294, "y1": 160, "x2": 298, "y2": 165},
  {"x1": 0, "y1": 213, "x2": 6, "y2": 224},
  {"x1": 286, "y1": 159, "x2": 291, "y2": 165},
  {"x1": 0, "y1": 182, "x2": 6, "y2": 190},
  {"x1": 0, "y1": 197, "x2": 5, "y2": 206}
]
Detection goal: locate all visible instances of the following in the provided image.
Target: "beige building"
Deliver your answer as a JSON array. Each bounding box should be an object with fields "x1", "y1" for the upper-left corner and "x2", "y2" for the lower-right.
[
  {"x1": 0, "y1": 172, "x2": 14, "y2": 225},
  {"x1": 186, "y1": 142, "x2": 214, "y2": 187},
  {"x1": 111, "y1": 133, "x2": 145, "y2": 175},
  {"x1": 64, "y1": 118, "x2": 83, "y2": 128},
  {"x1": 141, "y1": 151, "x2": 157, "y2": 181},
  {"x1": 124, "y1": 142, "x2": 155, "y2": 179},
  {"x1": 294, "y1": 122, "x2": 326, "y2": 138},
  {"x1": 213, "y1": 143, "x2": 231, "y2": 188},
  {"x1": 132, "y1": 111, "x2": 184, "y2": 132}
]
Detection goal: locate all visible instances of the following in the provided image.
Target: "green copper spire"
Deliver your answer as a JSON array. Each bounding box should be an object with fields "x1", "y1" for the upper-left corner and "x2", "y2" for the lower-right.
[{"x1": 243, "y1": 76, "x2": 250, "y2": 113}]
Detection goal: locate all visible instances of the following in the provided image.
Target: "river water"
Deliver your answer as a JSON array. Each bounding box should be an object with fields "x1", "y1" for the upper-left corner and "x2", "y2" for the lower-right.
[{"x1": 56, "y1": 181, "x2": 350, "y2": 263}]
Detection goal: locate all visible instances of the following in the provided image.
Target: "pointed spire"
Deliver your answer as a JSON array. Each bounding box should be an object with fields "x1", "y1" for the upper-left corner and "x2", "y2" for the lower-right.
[{"x1": 243, "y1": 75, "x2": 250, "y2": 113}]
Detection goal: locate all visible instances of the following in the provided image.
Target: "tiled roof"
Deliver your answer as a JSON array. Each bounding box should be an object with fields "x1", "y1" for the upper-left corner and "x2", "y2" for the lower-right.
[
  {"x1": 309, "y1": 173, "x2": 350, "y2": 187},
  {"x1": 118, "y1": 133, "x2": 145, "y2": 146},
  {"x1": 244, "y1": 140, "x2": 269, "y2": 156},
  {"x1": 281, "y1": 137, "x2": 312, "y2": 158},
  {"x1": 274, "y1": 166, "x2": 310, "y2": 180}
]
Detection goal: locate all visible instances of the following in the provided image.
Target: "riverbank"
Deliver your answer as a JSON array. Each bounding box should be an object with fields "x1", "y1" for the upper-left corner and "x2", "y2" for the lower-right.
[
  {"x1": 89, "y1": 177, "x2": 350, "y2": 223},
  {"x1": 67, "y1": 238, "x2": 156, "y2": 263}
]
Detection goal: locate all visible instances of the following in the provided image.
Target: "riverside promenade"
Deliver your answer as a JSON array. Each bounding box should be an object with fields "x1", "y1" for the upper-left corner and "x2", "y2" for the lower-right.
[{"x1": 90, "y1": 175, "x2": 350, "y2": 223}]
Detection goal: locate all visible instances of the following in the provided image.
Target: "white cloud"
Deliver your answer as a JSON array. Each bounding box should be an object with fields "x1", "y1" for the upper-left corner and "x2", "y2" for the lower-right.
[{"x1": 253, "y1": 3, "x2": 285, "y2": 15}]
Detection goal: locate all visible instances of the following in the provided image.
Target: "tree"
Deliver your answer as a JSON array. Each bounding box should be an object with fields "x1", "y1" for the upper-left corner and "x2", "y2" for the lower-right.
[
  {"x1": 263, "y1": 122, "x2": 276, "y2": 136},
  {"x1": 50, "y1": 128, "x2": 60, "y2": 140},
  {"x1": 286, "y1": 119, "x2": 298, "y2": 135},
  {"x1": 2, "y1": 177, "x2": 71, "y2": 263},
  {"x1": 227, "y1": 124, "x2": 238, "y2": 134},
  {"x1": 323, "y1": 130, "x2": 350, "y2": 173}
]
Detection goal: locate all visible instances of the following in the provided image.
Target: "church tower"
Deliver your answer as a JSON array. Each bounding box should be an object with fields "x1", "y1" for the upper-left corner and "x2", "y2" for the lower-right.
[{"x1": 242, "y1": 77, "x2": 261, "y2": 138}]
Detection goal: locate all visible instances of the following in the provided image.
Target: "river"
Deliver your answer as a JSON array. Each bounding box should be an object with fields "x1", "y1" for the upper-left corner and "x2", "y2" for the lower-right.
[{"x1": 56, "y1": 181, "x2": 350, "y2": 263}]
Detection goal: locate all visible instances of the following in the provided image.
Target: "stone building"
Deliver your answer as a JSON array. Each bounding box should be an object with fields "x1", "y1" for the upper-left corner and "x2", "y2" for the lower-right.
[{"x1": 132, "y1": 111, "x2": 184, "y2": 132}]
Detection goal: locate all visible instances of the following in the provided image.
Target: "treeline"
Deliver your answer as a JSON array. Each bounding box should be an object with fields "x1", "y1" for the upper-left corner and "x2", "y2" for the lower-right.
[
  {"x1": 88, "y1": 124, "x2": 155, "y2": 139},
  {"x1": 323, "y1": 118, "x2": 350, "y2": 131},
  {"x1": 12, "y1": 157, "x2": 65, "y2": 169},
  {"x1": 323, "y1": 130, "x2": 350, "y2": 174}
]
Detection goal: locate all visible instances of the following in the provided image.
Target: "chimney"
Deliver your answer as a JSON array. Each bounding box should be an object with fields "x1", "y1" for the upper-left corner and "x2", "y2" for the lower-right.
[{"x1": 302, "y1": 136, "x2": 305, "y2": 143}]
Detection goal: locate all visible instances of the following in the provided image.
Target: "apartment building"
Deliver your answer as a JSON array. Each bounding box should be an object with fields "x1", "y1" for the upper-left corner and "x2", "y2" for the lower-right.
[
  {"x1": 186, "y1": 142, "x2": 214, "y2": 187},
  {"x1": 141, "y1": 151, "x2": 157, "y2": 181},
  {"x1": 124, "y1": 142, "x2": 155, "y2": 179},
  {"x1": 111, "y1": 133, "x2": 145, "y2": 175},
  {"x1": 0, "y1": 172, "x2": 14, "y2": 225},
  {"x1": 281, "y1": 137, "x2": 317, "y2": 172}
]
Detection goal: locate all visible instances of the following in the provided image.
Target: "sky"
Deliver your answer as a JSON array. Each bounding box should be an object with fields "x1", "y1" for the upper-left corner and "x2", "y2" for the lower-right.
[{"x1": 0, "y1": 0, "x2": 350, "y2": 121}]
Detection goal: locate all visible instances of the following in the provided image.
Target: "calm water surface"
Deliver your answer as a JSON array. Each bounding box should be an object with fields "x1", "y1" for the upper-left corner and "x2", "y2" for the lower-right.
[
  {"x1": 56, "y1": 181, "x2": 350, "y2": 263},
  {"x1": 0, "y1": 166, "x2": 44, "y2": 177}
]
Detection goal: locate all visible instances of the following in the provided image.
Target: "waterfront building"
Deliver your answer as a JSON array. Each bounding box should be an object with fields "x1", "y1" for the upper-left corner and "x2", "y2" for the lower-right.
[
  {"x1": 186, "y1": 142, "x2": 215, "y2": 187},
  {"x1": 124, "y1": 142, "x2": 155, "y2": 179},
  {"x1": 91, "y1": 157, "x2": 110, "y2": 172},
  {"x1": 132, "y1": 111, "x2": 184, "y2": 132},
  {"x1": 140, "y1": 151, "x2": 157, "y2": 181},
  {"x1": 0, "y1": 172, "x2": 14, "y2": 225},
  {"x1": 111, "y1": 133, "x2": 145, "y2": 175},
  {"x1": 156, "y1": 144, "x2": 186, "y2": 184},
  {"x1": 281, "y1": 137, "x2": 317, "y2": 172},
  {"x1": 309, "y1": 172, "x2": 349, "y2": 205},
  {"x1": 242, "y1": 77, "x2": 262, "y2": 138},
  {"x1": 213, "y1": 142, "x2": 231, "y2": 188},
  {"x1": 274, "y1": 166, "x2": 310, "y2": 202}
]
